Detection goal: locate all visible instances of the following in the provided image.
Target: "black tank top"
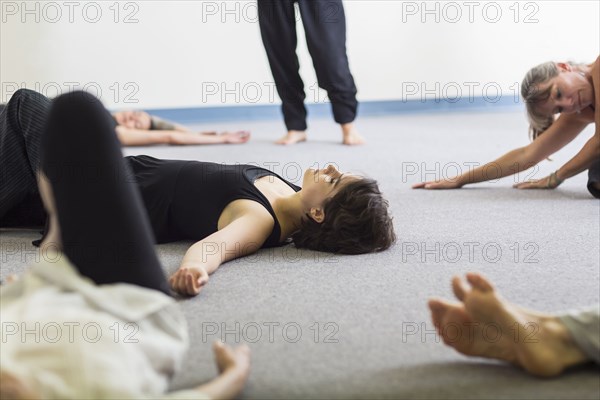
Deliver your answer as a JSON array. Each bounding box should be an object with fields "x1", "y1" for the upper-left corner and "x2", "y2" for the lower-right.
[{"x1": 126, "y1": 155, "x2": 301, "y2": 247}]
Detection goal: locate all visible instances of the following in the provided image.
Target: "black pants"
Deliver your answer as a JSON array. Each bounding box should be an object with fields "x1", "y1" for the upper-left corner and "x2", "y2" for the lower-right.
[
  {"x1": 258, "y1": 0, "x2": 358, "y2": 131},
  {"x1": 588, "y1": 159, "x2": 600, "y2": 199},
  {"x1": 0, "y1": 89, "x2": 48, "y2": 227},
  {"x1": 39, "y1": 91, "x2": 170, "y2": 295}
]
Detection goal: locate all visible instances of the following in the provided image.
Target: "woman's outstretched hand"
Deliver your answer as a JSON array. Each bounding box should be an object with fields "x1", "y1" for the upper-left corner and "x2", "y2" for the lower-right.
[
  {"x1": 513, "y1": 174, "x2": 559, "y2": 190},
  {"x1": 221, "y1": 131, "x2": 251, "y2": 144},
  {"x1": 169, "y1": 265, "x2": 209, "y2": 296},
  {"x1": 412, "y1": 179, "x2": 463, "y2": 190},
  {"x1": 198, "y1": 130, "x2": 251, "y2": 144}
]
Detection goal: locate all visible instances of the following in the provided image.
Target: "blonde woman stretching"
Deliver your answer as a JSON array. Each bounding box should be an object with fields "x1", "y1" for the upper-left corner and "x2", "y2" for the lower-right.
[{"x1": 414, "y1": 56, "x2": 600, "y2": 197}]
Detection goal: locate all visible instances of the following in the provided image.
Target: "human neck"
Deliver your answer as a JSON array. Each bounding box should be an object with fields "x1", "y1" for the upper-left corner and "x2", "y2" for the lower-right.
[
  {"x1": 576, "y1": 64, "x2": 592, "y2": 77},
  {"x1": 272, "y1": 192, "x2": 306, "y2": 239}
]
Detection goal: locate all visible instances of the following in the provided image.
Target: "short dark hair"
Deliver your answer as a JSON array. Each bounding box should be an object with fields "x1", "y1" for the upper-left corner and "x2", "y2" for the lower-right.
[{"x1": 292, "y1": 178, "x2": 395, "y2": 254}]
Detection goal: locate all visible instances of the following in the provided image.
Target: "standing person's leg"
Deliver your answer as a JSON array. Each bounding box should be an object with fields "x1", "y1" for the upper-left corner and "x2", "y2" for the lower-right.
[
  {"x1": 558, "y1": 307, "x2": 600, "y2": 364},
  {"x1": 298, "y1": 0, "x2": 364, "y2": 145},
  {"x1": 0, "y1": 89, "x2": 49, "y2": 226},
  {"x1": 586, "y1": 159, "x2": 600, "y2": 198},
  {"x1": 40, "y1": 91, "x2": 170, "y2": 295},
  {"x1": 258, "y1": 0, "x2": 308, "y2": 144}
]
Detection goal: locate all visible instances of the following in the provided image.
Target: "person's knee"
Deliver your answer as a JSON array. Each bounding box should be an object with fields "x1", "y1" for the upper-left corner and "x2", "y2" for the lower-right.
[
  {"x1": 9, "y1": 89, "x2": 52, "y2": 128},
  {"x1": 48, "y1": 91, "x2": 109, "y2": 131},
  {"x1": 42, "y1": 91, "x2": 115, "y2": 159},
  {"x1": 10, "y1": 88, "x2": 45, "y2": 105},
  {"x1": 52, "y1": 90, "x2": 100, "y2": 110}
]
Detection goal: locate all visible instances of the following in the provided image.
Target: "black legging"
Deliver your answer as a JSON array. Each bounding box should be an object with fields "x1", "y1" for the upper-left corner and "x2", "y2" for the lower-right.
[
  {"x1": 40, "y1": 91, "x2": 170, "y2": 295},
  {"x1": 588, "y1": 159, "x2": 600, "y2": 199}
]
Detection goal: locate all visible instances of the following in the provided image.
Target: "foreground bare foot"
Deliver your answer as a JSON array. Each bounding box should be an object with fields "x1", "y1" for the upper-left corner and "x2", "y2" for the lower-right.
[
  {"x1": 276, "y1": 130, "x2": 307, "y2": 145},
  {"x1": 341, "y1": 123, "x2": 365, "y2": 145},
  {"x1": 428, "y1": 273, "x2": 587, "y2": 377}
]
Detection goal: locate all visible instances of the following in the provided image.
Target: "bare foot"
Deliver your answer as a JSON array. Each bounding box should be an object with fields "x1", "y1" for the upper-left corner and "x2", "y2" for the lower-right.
[
  {"x1": 276, "y1": 130, "x2": 307, "y2": 145},
  {"x1": 341, "y1": 123, "x2": 365, "y2": 145},
  {"x1": 428, "y1": 273, "x2": 587, "y2": 377}
]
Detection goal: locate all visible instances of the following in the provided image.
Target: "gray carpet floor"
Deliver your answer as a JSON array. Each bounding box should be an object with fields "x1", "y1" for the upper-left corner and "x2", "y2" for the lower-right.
[{"x1": 1, "y1": 110, "x2": 599, "y2": 399}]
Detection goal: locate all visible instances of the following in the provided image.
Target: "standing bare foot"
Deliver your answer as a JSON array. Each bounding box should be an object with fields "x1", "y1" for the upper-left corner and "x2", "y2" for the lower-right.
[
  {"x1": 428, "y1": 273, "x2": 588, "y2": 377},
  {"x1": 276, "y1": 130, "x2": 307, "y2": 145},
  {"x1": 341, "y1": 123, "x2": 365, "y2": 145}
]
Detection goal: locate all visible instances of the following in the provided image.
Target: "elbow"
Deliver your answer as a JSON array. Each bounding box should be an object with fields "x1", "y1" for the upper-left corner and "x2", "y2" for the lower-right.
[{"x1": 519, "y1": 146, "x2": 543, "y2": 168}]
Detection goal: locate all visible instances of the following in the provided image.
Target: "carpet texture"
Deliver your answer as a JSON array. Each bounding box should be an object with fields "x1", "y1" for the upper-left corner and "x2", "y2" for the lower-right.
[{"x1": 1, "y1": 110, "x2": 599, "y2": 399}]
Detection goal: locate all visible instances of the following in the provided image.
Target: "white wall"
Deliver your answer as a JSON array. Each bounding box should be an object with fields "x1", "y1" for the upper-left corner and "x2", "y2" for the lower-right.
[{"x1": 1, "y1": 0, "x2": 598, "y2": 109}]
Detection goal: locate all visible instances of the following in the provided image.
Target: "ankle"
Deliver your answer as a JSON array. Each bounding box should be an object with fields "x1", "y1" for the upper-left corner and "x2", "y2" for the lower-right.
[
  {"x1": 341, "y1": 123, "x2": 355, "y2": 135},
  {"x1": 544, "y1": 317, "x2": 588, "y2": 369}
]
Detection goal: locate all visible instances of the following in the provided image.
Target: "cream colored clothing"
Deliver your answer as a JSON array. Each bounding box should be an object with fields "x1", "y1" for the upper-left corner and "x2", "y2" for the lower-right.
[{"x1": 0, "y1": 254, "x2": 207, "y2": 399}]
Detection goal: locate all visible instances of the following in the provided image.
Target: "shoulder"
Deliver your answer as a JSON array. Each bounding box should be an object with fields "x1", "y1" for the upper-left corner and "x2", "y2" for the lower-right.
[
  {"x1": 219, "y1": 199, "x2": 274, "y2": 233},
  {"x1": 594, "y1": 57, "x2": 600, "y2": 124},
  {"x1": 591, "y1": 56, "x2": 600, "y2": 87}
]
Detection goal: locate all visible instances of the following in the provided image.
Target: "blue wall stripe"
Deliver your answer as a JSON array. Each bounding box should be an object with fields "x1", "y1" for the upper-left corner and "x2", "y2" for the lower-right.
[{"x1": 146, "y1": 96, "x2": 523, "y2": 124}]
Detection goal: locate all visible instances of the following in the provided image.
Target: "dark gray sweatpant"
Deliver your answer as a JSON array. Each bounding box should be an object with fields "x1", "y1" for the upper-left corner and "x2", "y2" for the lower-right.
[{"x1": 0, "y1": 89, "x2": 49, "y2": 227}]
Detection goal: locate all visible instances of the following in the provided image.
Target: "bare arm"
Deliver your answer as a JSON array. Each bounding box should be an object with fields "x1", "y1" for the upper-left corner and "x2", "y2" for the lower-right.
[
  {"x1": 555, "y1": 130, "x2": 600, "y2": 181},
  {"x1": 115, "y1": 126, "x2": 247, "y2": 146},
  {"x1": 555, "y1": 60, "x2": 600, "y2": 182},
  {"x1": 169, "y1": 207, "x2": 273, "y2": 296},
  {"x1": 164, "y1": 342, "x2": 250, "y2": 400},
  {"x1": 413, "y1": 113, "x2": 590, "y2": 189},
  {"x1": 515, "y1": 57, "x2": 600, "y2": 189}
]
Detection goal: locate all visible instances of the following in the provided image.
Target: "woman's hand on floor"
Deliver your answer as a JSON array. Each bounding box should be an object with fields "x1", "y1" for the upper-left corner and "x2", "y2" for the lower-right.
[
  {"x1": 412, "y1": 178, "x2": 463, "y2": 190},
  {"x1": 169, "y1": 265, "x2": 209, "y2": 296},
  {"x1": 513, "y1": 174, "x2": 558, "y2": 190}
]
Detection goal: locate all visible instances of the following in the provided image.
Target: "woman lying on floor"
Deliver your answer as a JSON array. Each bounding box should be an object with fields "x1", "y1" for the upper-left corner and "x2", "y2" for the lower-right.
[
  {"x1": 1, "y1": 89, "x2": 250, "y2": 147},
  {"x1": 113, "y1": 109, "x2": 250, "y2": 146},
  {"x1": 414, "y1": 56, "x2": 600, "y2": 198},
  {"x1": 0, "y1": 90, "x2": 396, "y2": 297},
  {"x1": 0, "y1": 91, "x2": 251, "y2": 399}
]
